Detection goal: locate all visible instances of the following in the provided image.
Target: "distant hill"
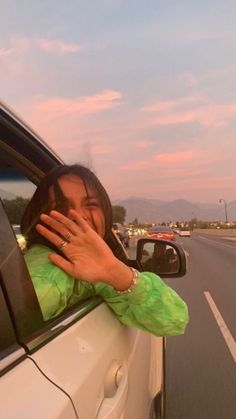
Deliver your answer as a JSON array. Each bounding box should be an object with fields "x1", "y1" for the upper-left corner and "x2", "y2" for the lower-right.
[
  {"x1": 1, "y1": 188, "x2": 235, "y2": 222},
  {"x1": 112, "y1": 197, "x2": 167, "y2": 223},
  {"x1": 112, "y1": 197, "x2": 236, "y2": 223}
]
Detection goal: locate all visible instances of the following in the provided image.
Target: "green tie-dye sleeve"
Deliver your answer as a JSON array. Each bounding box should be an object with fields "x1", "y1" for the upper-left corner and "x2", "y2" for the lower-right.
[
  {"x1": 24, "y1": 245, "x2": 94, "y2": 321},
  {"x1": 94, "y1": 272, "x2": 189, "y2": 336},
  {"x1": 25, "y1": 245, "x2": 188, "y2": 335}
]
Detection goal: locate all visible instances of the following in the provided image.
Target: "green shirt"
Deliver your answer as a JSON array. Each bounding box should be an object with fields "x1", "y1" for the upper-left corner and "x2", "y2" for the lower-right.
[{"x1": 24, "y1": 244, "x2": 189, "y2": 337}]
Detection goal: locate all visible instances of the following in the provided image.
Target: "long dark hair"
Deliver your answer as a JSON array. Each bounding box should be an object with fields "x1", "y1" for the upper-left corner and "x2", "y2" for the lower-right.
[{"x1": 21, "y1": 164, "x2": 113, "y2": 250}]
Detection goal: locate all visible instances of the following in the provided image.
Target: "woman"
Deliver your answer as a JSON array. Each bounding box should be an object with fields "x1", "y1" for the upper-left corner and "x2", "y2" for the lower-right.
[{"x1": 21, "y1": 164, "x2": 188, "y2": 336}]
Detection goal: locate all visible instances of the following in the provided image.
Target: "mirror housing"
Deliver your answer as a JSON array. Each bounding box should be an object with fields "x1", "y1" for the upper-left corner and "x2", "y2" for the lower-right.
[{"x1": 136, "y1": 238, "x2": 186, "y2": 278}]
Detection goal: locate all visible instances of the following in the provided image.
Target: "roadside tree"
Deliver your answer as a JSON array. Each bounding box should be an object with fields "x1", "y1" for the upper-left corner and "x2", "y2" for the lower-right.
[{"x1": 112, "y1": 205, "x2": 126, "y2": 223}]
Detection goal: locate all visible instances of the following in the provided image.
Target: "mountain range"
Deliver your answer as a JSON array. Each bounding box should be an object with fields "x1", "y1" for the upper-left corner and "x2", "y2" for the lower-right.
[
  {"x1": 112, "y1": 198, "x2": 236, "y2": 223},
  {"x1": 1, "y1": 187, "x2": 235, "y2": 223}
]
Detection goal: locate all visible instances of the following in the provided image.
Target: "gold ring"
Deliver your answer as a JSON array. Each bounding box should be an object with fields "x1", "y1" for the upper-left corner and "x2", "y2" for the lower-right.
[
  {"x1": 64, "y1": 232, "x2": 72, "y2": 242},
  {"x1": 59, "y1": 239, "x2": 68, "y2": 249}
]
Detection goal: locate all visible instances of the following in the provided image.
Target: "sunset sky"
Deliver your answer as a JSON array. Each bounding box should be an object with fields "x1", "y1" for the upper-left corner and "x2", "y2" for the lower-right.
[{"x1": 1, "y1": 0, "x2": 236, "y2": 203}]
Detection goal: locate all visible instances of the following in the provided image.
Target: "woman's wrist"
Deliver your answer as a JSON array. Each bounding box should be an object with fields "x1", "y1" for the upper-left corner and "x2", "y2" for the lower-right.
[
  {"x1": 115, "y1": 267, "x2": 139, "y2": 293},
  {"x1": 102, "y1": 260, "x2": 136, "y2": 291},
  {"x1": 103, "y1": 259, "x2": 138, "y2": 293}
]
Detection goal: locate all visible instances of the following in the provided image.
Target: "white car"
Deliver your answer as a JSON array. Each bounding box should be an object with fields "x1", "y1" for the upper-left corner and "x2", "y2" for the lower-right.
[
  {"x1": 12, "y1": 225, "x2": 27, "y2": 251},
  {"x1": 0, "y1": 102, "x2": 186, "y2": 419},
  {"x1": 179, "y1": 229, "x2": 191, "y2": 237}
]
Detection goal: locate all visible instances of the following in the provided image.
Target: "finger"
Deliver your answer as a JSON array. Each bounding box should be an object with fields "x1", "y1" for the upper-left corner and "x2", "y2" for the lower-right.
[
  {"x1": 49, "y1": 253, "x2": 75, "y2": 277},
  {"x1": 40, "y1": 214, "x2": 75, "y2": 240},
  {"x1": 48, "y1": 210, "x2": 80, "y2": 235},
  {"x1": 68, "y1": 209, "x2": 91, "y2": 233},
  {"x1": 36, "y1": 223, "x2": 70, "y2": 249}
]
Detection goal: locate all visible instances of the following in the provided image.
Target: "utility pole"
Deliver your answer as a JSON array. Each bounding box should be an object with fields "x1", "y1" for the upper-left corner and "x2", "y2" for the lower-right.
[{"x1": 219, "y1": 198, "x2": 228, "y2": 223}]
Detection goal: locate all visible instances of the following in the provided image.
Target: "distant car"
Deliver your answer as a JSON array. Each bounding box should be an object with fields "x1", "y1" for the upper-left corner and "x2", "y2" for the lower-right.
[
  {"x1": 172, "y1": 228, "x2": 180, "y2": 235},
  {"x1": 147, "y1": 226, "x2": 175, "y2": 241},
  {"x1": 179, "y1": 228, "x2": 191, "y2": 237},
  {"x1": 12, "y1": 224, "x2": 27, "y2": 251},
  {"x1": 112, "y1": 223, "x2": 130, "y2": 248}
]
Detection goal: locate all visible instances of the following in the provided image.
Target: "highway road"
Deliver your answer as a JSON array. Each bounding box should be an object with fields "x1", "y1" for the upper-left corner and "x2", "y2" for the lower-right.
[
  {"x1": 166, "y1": 232, "x2": 236, "y2": 419},
  {"x1": 127, "y1": 233, "x2": 236, "y2": 419}
]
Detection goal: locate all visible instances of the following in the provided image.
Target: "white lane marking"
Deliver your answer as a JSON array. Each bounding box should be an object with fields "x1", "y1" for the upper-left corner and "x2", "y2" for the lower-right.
[
  {"x1": 177, "y1": 241, "x2": 189, "y2": 258},
  {"x1": 198, "y1": 235, "x2": 236, "y2": 250},
  {"x1": 204, "y1": 291, "x2": 236, "y2": 363}
]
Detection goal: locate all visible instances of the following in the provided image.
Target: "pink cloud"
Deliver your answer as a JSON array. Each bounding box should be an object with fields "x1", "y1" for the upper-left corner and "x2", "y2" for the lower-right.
[
  {"x1": 0, "y1": 48, "x2": 14, "y2": 57},
  {"x1": 121, "y1": 149, "x2": 199, "y2": 172},
  {"x1": 34, "y1": 90, "x2": 122, "y2": 118},
  {"x1": 196, "y1": 104, "x2": 236, "y2": 127},
  {"x1": 141, "y1": 96, "x2": 205, "y2": 113},
  {"x1": 120, "y1": 148, "x2": 227, "y2": 177},
  {"x1": 0, "y1": 36, "x2": 30, "y2": 57},
  {"x1": 151, "y1": 112, "x2": 195, "y2": 125},
  {"x1": 141, "y1": 96, "x2": 236, "y2": 128},
  {"x1": 11, "y1": 36, "x2": 31, "y2": 53},
  {"x1": 37, "y1": 38, "x2": 82, "y2": 54},
  {"x1": 1, "y1": 36, "x2": 81, "y2": 56},
  {"x1": 18, "y1": 92, "x2": 123, "y2": 163},
  {"x1": 155, "y1": 150, "x2": 196, "y2": 163},
  {"x1": 90, "y1": 144, "x2": 112, "y2": 155}
]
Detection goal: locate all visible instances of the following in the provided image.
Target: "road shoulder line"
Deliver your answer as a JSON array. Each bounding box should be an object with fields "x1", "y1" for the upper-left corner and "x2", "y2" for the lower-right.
[
  {"x1": 198, "y1": 235, "x2": 236, "y2": 249},
  {"x1": 204, "y1": 291, "x2": 236, "y2": 363}
]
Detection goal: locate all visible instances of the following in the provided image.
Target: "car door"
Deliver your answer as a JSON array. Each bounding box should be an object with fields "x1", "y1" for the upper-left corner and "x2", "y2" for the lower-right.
[
  {"x1": 28, "y1": 300, "x2": 161, "y2": 419},
  {"x1": 0, "y1": 257, "x2": 77, "y2": 419},
  {"x1": 0, "y1": 102, "x2": 163, "y2": 419}
]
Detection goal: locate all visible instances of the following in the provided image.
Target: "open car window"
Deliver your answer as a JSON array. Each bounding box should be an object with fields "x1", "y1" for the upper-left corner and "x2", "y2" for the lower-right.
[
  {"x1": 0, "y1": 167, "x2": 36, "y2": 251},
  {"x1": 0, "y1": 163, "x2": 103, "y2": 324},
  {"x1": 0, "y1": 107, "x2": 107, "y2": 352}
]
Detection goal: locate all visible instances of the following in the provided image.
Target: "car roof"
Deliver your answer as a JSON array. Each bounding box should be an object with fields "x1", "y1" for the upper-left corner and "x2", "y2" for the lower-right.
[
  {"x1": 0, "y1": 100, "x2": 63, "y2": 183},
  {"x1": 0, "y1": 100, "x2": 62, "y2": 160}
]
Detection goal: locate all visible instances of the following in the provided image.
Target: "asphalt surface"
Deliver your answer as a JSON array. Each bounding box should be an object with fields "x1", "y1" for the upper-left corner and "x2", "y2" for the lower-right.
[
  {"x1": 165, "y1": 233, "x2": 236, "y2": 419},
  {"x1": 127, "y1": 234, "x2": 236, "y2": 419}
]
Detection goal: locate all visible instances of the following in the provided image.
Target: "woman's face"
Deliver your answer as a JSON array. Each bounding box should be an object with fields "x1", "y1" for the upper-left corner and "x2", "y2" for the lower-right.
[{"x1": 49, "y1": 174, "x2": 106, "y2": 237}]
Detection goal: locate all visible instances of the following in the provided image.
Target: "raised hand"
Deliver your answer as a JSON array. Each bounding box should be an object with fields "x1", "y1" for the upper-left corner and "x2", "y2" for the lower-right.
[{"x1": 36, "y1": 209, "x2": 132, "y2": 291}]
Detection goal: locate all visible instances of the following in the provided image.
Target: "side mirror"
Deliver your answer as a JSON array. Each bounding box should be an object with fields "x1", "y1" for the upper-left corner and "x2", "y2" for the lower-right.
[{"x1": 136, "y1": 238, "x2": 186, "y2": 278}]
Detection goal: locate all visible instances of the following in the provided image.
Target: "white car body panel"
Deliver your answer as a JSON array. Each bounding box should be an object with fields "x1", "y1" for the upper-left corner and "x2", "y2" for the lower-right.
[
  {"x1": 0, "y1": 358, "x2": 76, "y2": 419},
  {"x1": 30, "y1": 304, "x2": 162, "y2": 419}
]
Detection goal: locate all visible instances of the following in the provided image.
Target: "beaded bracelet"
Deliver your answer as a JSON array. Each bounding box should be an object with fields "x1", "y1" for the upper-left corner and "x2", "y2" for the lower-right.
[{"x1": 116, "y1": 267, "x2": 139, "y2": 294}]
